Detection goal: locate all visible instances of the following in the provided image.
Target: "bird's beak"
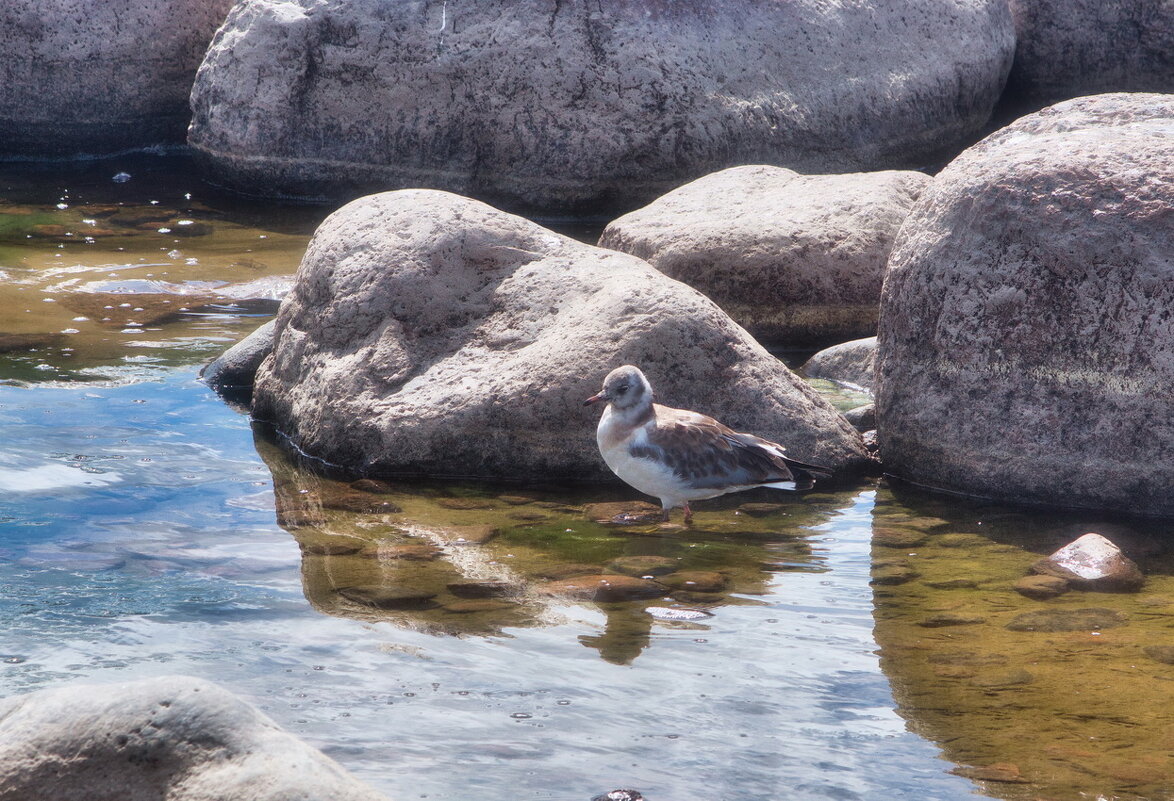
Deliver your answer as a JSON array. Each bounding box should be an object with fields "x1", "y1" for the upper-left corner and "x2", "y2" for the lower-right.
[{"x1": 583, "y1": 391, "x2": 606, "y2": 406}]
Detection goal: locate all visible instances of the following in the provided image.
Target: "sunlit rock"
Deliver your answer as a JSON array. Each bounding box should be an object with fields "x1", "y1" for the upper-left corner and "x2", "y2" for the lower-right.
[
  {"x1": 0, "y1": 0, "x2": 236, "y2": 156},
  {"x1": 877, "y1": 93, "x2": 1174, "y2": 516},
  {"x1": 1030, "y1": 532, "x2": 1145, "y2": 592},
  {"x1": 600, "y1": 168, "x2": 928, "y2": 347},
  {"x1": 188, "y1": 0, "x2": 1011, "y2": 212},
  {"x1": 0, "y1": 675, "x2": 389, "y2": 801},
  {"x1": 252, "y1": 190, "x2": 867, "y2": 483}
]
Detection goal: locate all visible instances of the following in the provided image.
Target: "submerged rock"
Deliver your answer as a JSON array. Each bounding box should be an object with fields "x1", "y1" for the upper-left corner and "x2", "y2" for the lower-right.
[
  {"x1": 0, "y1": 0, "x2": 236, "y2": 156},
  {"x1": 1030, "y1": 532, "x2": 1144, "y2": 592},
  {"x1": 0, "y1": 675, "x2": 389, "y2": 800},
  {"x1": 537, "y1": 575, "x2": 669, "y2": 603},
  {"x1": 201, "y1": 319, "x2": 276, "y2": 401},
  {"x1": 1013, "y1": 574, "x2": 1071, "y2": 600},
  {"x1": 336, "y1": 585, "x2": 439, "y2": 610},
  {"x1": 876, "y1": 94, "x2": 1174, "y2": 516},
  {"x1": 188, "y1": 0, "x2": 1011, "y2": 212},
  {"x1": 1005, "y1": 608, "x2": 1128, "y2": 632},
  {"x1": 252, "y1": 190, "x2": 867, "y2": 483},
  {"x1": 599, "y1": 167, "x2": 929, "y2": 346}
]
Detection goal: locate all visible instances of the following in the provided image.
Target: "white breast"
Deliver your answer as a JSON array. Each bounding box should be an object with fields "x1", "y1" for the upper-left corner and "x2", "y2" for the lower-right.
[{"x1": 596, "y1": 410, "x2": 687, "y2": 506}]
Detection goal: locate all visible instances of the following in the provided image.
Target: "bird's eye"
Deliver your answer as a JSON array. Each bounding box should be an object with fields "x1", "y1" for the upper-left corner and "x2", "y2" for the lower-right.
[{"x1": 616, "y1": 384, "x2": 628, "y2": 394}]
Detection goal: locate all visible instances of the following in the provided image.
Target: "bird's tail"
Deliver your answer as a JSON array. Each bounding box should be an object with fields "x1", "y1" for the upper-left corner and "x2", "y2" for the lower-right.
[{"x1": 780, "y1": 457, "x2": 833, "y2": 491}]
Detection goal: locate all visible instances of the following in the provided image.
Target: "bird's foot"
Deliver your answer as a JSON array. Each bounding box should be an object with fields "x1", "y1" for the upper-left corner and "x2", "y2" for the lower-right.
[{"x1": 683, "y1": 503, "x2": 693, "y2": 525}]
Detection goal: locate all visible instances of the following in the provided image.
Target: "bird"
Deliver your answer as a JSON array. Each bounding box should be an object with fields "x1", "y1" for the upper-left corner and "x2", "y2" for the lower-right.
[{"x1": 583, "y1": 365, "x2": 831, "y2": 524}]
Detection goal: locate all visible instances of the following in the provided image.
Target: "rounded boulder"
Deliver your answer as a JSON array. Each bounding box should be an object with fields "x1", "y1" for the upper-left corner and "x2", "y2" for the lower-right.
[
  {"x1": 876, "y1": 93, "x2": 1174, "y2": 516},
  {"x1": 252, "y1": 189, "x2": 868, "y2": 482},
  {"x1": 189, "y1": 0, "x2": 1012, "y2": 212}
]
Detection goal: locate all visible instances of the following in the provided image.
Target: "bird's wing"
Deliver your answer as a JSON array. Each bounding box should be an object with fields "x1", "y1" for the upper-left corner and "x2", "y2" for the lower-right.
[{"x1": 629, "y1": 406, "x2": 797, "y2": 490}]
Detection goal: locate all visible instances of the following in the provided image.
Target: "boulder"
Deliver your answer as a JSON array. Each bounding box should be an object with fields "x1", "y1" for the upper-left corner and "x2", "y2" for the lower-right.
[
  {"x1": 1006, "y1": 0, "x2": 1174, "y2": 105},
  {"x1": 801, "y1": 337, "x2": 878, "y2": 391},
  {"x1": 200, "y1": 319, "x2": 277, "y2": 400},
  {"x1": 876, "y1": 93, "x2": 1174, "y2": 516},
  {"x1": 0, "y1": 0, "x2": 236, "y2": 157},
  {"x1": 252, "y1": 189, "x2": 868, "y2": 482},
  {"x1": 188, "y1": 0, "x2": 1013, "y2": 212},
  {"x1": 599, "y1": 167, "x2": 929, "y2": 347},
  {"x1": 0, "y1": 675, "x2": 389, "y2": 801},
  {"x1": 1030, "y1": 533, "x2": 1145, "y2": 592}
]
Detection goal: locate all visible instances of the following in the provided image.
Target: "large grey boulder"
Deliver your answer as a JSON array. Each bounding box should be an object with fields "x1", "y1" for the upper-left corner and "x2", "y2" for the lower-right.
[
  {"x1": 599, "y1": 167, "x2": 929, "y2": 347},
  {"x1": 876, "y1": 93, "x2": 1174, "y2": 516},
  {"x1": 189, "y1": 0, "x2": 1013, "y2": 212},
  {"x1": 252, "y1": 189, "x2": 868, "y2": 482},
  {"x1": 0, "y1": 675, "x2": 390, "y2": 801},
  {"x1": 1007, "y1": 0, "x2": 1174, "y2": 105},
  {"x1": 0, "y1": 0, "x2": 236, "y2": 157}
]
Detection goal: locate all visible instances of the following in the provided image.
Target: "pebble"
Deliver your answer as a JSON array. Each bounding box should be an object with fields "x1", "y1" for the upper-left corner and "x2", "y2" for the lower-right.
[
  {"x1": 1013, "y1": 574, "x2": 1070, "y2": 600},
  {"x1": 605, "y1": 556, "x2": 679, "y2": 577},
  {"x1": 659, "y1": 571, "x2": 729, "y2": 593},
  {"x1": 447, "y1": 580, "x2": 515, "y2": 599}
]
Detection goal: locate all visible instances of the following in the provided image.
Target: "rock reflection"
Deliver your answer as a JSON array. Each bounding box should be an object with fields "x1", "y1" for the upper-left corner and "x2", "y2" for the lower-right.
[
  {"x1": 254, "y1": 428, "x2": 837, "y2": 662},
  {"x1": 869, "y1": 482, "x2": 1174, "y2": 801}
]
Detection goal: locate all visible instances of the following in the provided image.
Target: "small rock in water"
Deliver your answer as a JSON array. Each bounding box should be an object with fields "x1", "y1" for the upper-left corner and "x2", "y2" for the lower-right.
[
  {"x1": 873, "y1": 525, "x2": 928, "y2": 548},
  {"x1": 584, "y1": 502, "x2": 662, "y2": 525},
  {"x1": 737, "y1": 502, "x2": 786, "y2": 517},
  {"x1": 1142, "y1": 645, "x2": 1174, "y2": 665},
  {"x1": 537, "y1": 575, "x2": 668, "y2": 602},
  {"x1": 112, "y1": 171, "x2": 131, "y2": 182},
  {"x1": 447, "y1": 580, "x2": 515, "y2": 599},
  {"x1": 646, "y1": 606, "x2": 713, "y2": 621},
  {"x1": 1013, "y1": 574, "x2": 1070, "y2": 600},
  {"x1": 1030, "y1": 532, "x2": 1144, "y2": 592},
  {"x1": 660, "y1": 571, "x2": 729, "y2": 593},
  {"x1": 592, "y1": 791, "x2": 645, "y2": 801},
  {"x1": 918, "y1": 613, "x2": 986, "y2": 628}
]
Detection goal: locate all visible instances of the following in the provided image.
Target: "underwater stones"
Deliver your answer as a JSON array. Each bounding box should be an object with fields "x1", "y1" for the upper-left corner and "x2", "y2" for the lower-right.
[
  {"x1": 446, "y1": 580, "x2": 515, "y2": 599},
  {"x1": 1006, "y1": 0, "x2": 1174, "y2": 105},
  {"x1": 1013, "y1": 574, "x2": 1071, "y2": 600},
  {"x1": 660, "y1": 571, "x2": 729, "y2": 594},
  {"x1": 801, "y1": 337, "x2": 878, "y2": 392},
  {"x1": 736, "y1": 502, "x2": 788, "y2": 517},
  {"x1": 918, "y1": 612, "x2": 987, "y2": 628},
  {"x1": 870, "y1": 560, "x2": 921, "y2": 586},
  {"x1": 599, "y1": 168, "x2": 929, "y2": 347},
  {"x1": 252, "y1": 190, "x2": 867, "y2": 483},
  {"x1": 876, "y1": 93, "x2": 1174, "y2": 517},
  {"x1": 300, "y1": 537, "x2": 364, "y2": 557},
  {"x1": 336, "y1": 585, "x2": 439, "y2": 610},
  {"x1": 189, "y1": 0, "x2": 1011, "y2": 212},
  {"x1": 605, "y1": 556, "x2": 679, "y2": 577},
  {"x1": 873, "y1": 525, "x2": 929, "y2": 549},
  {"x1": 1005, "y1": 608, "x2": 1128, "y2": 632},
  {"x1": 0, "y1": 675, "x2": 389, "y2": 801},
  {"x1": 1030, "y1": 533, "x2": 1145, "y2": 592},
  {"x1": 321, "y1": 492, "x2": 403, "y2": 514},
  {"x1": 537, "y1": 575, "x2": 669, "y2": 603},
  {"x1": 432, "y1": 524, "x2": 499, "y2": 546},
  {"x1": 0, "y1": 0, "x2": 236, "y2": 157},
  {"x1": 1142, "y1": 645, "x2": 1174, "y2": 665},
  {"x1": 586, "y1": 502, "x2": 667, "y2": 526},
  {"x1": 201, "y1": 319, "x2": 276, "y2": 400}
]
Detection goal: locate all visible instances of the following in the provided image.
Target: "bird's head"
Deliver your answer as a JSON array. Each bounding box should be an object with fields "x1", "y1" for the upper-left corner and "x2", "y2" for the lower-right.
[{"x1": 583, "y1": 365, "x2": 653, "y2": 411}]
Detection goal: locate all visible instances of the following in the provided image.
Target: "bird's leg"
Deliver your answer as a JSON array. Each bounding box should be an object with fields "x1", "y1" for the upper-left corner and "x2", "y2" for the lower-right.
[
  {"x1": 683, "y1": 502, "x2": 693, "y2": 525},
  {"x1": 660, "y1": 507, "x2": 672, "y2": 522}
]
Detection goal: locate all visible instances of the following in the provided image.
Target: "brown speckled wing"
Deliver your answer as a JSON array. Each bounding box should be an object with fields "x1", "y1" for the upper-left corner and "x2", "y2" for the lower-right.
[{"x1": 633, "y1": 408, "x2": 797, "y2": 490}]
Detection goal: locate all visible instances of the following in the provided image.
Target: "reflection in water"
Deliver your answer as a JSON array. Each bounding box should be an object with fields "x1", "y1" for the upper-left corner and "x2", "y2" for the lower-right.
[
  {"x1": 255, "y1": 428, "x2": 834, "y2": 664},
  {"x1": 869, "y1": 483, "x2": 1174, "y2": 801}
]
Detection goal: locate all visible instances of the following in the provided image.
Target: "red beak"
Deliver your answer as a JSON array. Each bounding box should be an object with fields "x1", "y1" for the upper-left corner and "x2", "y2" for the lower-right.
[{"x1": 583, "y1": 392, "x2": 605, "y2": 406}]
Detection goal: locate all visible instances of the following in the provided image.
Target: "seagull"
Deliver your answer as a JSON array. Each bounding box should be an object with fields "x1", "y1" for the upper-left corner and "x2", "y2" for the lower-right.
[{"x1": 584, "y1": 365, "x2": 831, "y2": 524}]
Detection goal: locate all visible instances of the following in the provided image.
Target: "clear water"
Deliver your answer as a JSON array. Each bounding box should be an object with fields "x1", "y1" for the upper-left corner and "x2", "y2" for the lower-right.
[{"x1": 2, "y1": 154, "x2": 1172, "y2": 801}]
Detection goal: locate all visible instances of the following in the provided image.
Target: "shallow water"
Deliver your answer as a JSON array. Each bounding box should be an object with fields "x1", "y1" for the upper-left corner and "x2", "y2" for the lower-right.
[{"x1": 2, "y1": 155, "x2": 1172, "y2": 801}]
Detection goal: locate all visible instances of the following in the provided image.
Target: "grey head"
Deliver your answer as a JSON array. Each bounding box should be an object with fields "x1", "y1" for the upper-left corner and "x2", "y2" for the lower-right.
[{"x1": 583, "y1": 365, "x2": 654, "y2": 412}]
